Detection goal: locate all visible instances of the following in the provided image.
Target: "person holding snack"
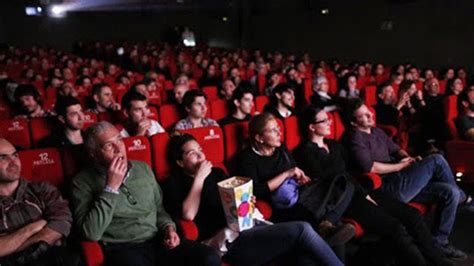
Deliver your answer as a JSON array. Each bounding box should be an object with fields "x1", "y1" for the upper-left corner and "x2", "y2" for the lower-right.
[{"x1": 163, "y1": 133, "x2": 343, "y2": 266}]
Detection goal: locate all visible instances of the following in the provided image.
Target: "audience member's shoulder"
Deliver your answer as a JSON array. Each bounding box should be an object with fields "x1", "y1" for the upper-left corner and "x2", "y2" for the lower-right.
[{"x1": 27, "y1": 179, "x2": 59, "y2": 194}]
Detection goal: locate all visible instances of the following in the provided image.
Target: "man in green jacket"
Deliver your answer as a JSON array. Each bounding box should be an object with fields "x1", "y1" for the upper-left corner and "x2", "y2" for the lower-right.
[{"x1": 70, "y1": 121, "x2": 219, "y2": 266}]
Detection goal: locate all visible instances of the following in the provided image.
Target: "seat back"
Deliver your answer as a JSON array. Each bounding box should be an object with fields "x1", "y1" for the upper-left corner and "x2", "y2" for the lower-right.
[
  {"x1": 223, "y1": 121, "x2": 249, "y2": 161},
  {"x1": 0, "y1": 118, "x2": 31, "y2": 149},
  {"x1": 178, "y1": 126, "x2": 224, "y2": 164},
  {"x1": 150, "y1": 132, "x2": 170, "y2": 182},
  {"x1": 123, "y1": 136, "x2": 152, "y2": 168},
  {"x1": 20, "y1": 148, "x2": 63, "y2": 186},
  {"x1": 210, "y1": 99, "x2": 229, "y2": 121},
  {"x1": 29, "y1": 117, "x2": 55, "y2": 147},
  {"x1": 202, "y1": 86, "x2": 219, "y2": 102},
  {"x1": 443, "y1": 95, "x2": 458, "y2": 121},
  {"x1": 332, "y1": 112, "x2": 346, "y2": 140},
  {"x1": 83, "y1": 111, "x2": 98, "y2": 130},
  {"x1": 255, "y1": 95, "x2": 269, "y2": 113},
  {"x1": 283, "y1": 116, "x2": 301, "y2": 151},
  {"x1": 159, "y1": 104, "x2": 181, "y2": 130},
  {"x1": 362, "y1": 86, "x2": 377, "y2": 107}
]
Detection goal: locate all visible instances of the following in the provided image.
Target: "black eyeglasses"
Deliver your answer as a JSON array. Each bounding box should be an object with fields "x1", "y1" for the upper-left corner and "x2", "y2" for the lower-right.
[
  {"x1": 120, "y1": 186, "x2": 137, "y2": 205},
  {"x1": 313, "y1": 118, "x2": 332, "y2": 125}
]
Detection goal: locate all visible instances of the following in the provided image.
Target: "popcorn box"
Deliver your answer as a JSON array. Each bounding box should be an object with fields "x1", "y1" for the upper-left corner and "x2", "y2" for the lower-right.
[{"x1": 217, "y1": 176, "x2": 255, "y2": 232}]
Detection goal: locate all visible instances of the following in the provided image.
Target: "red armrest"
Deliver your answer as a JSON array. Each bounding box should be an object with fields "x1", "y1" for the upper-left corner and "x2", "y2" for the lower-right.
[
  {"x1": 255, "y1": 200, "x2": 273, "y2": 220},
  {"x1": 81, "y1": 241, "x2": 104, "y2": 266},
  {"x1": 179, "y1": 220, "x2": 199, "y2": 241},
  {"x1": 378, "y1": 124, "x2": 398, "y2": 138},
  {"x1": 341, "y1": 218, "x2": 365, "y2": 238},
  {"x1": 356, "y1": 173, "x2": 382, "y2": 190}
]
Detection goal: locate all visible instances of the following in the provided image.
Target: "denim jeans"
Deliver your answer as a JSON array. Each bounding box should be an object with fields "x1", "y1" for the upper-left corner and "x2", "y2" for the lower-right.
[
  {"x1": 380, "y1": 154, "x2": 464, "y2": 244},
  {"x1": 223, "y1": 221, "x2": 343, "y2": 266}
]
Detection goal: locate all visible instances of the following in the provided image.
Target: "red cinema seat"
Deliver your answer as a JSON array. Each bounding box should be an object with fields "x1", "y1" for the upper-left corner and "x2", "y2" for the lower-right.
[
  {"x1": 446, "y1": 140, "x2": 474, "y2": 184},
  {"x1": 123, "y1": 136, "x2": 152, "y2": 168},
  {"x1": 444, "y1": 95, "x2": 458, "y2": 122},
  {"x1": 210, "y1": 99, "x2": 229, "y2": 121},
  {"x1": 29, "y1": 117, "x2": 55, "y2": 147},
  {"x1": 159, "y1": 104, "x2": 181, "y2": 130},
  {"x1": 332, "y1": 112, "x2": 346, "y2": 141},
  {"x1": 362, "y1": 86, "x2": 377, "y2": 107},
  {"x1": 61, "y1": 145, "x2": 87, "y2": 180},
  {"x1": 255, "y1": 96, "x2": 269, "y2": 113},
  {"x1": 83, "y1": 112, "x2": 98, "y2": 130},
  {"x1": 0, "y1": 118, "x2": 31, "y2": 149},
  {"x1": 0, "y1": 101, "x2": 11, "y2": 120},
  {"x1": 202, "y1": 86, "x2": 219, "y2": 102},
  {"x1": 178, "y1": 126, "x2": 225, "y2": 166},
  {"x1": 304, "y1": 78, "x2": 313, "y2": 103},
  {"x1": 257, "y1": 74, "x2": 266, "y2": 95},
  {"x1": 223, "y1": 121, "x2": 249, "y2": 161},
  {"x1": 97, "y1": 111, "x2": 122, "y2": 124},
  {"x1": 283, "y1": 116, "x2": 301, "y2": 151},
  {"x1": 148, "y1": 106, "x2": 159, "y2": 121},
  {"x1": 150, "y1": 132, "x2": 170, "y2": 182},
  {"x1": 439, "y1": 80, "x2": 447, "y2": 95},
  {"x1": 19, "y1": 148, "x2": 63, "y2": 187},
  {"x1": 328, "y1": 76, "x2": 338, "y2": 96}
]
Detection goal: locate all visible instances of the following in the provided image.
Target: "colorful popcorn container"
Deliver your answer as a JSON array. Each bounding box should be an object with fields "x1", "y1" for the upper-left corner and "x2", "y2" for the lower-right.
[{"x1": 217, "y1": 176, "x2": 255, "y2": 232}]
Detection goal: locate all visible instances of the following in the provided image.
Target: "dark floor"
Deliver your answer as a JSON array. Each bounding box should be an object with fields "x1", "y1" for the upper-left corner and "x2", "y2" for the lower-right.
[{"x1": 449, "y1": 209, "x2": 474, "y2": 266}]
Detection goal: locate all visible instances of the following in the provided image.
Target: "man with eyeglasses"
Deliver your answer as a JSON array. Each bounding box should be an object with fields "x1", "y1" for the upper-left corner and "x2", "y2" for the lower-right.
[
  {"x1": 0, "y1": 138, "x2": 77, "y2": 266},
  {"x1": 70, "y1": 121, "x2": 220, "y2": 266}
]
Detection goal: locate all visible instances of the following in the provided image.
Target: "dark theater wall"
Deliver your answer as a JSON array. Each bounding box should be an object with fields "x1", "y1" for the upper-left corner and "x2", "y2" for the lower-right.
[{"x1": 2, "y1": 0, "x2": 474, "y2": 68}]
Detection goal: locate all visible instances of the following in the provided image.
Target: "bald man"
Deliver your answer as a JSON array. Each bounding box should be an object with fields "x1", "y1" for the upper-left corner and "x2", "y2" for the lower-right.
[{"x1": 0, "y1": 139, "x2": 76, "y2": 265}]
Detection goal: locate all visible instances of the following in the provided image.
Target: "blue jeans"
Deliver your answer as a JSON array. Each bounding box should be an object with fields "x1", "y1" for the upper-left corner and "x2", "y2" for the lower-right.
[
  {"x1": 223, "y1": 221, "x2": 343, "y2": 266},
  {"x1": 380, "y1": 154, "x2": 464, "y2": 244}
]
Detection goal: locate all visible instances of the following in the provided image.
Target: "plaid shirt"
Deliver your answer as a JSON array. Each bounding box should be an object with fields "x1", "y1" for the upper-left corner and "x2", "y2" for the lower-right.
[
  {"x1": 0, "y1": 179, "x2": 72, "y2": 237},
  {"x1": 174, "y1": 117, "x2": 219, "y2": 130}
]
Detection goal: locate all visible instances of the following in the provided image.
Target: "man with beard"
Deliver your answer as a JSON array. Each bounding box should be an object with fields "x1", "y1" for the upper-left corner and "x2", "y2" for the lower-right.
[
  {"x1": 0, "y1": 138, "x2": 75, "y2": 265},
  {"x1": 39, "y1": 96, "x2": 85, "y2": 147},
  {"x1": 456, "y1": 88, "x2": 474, "y2": 141},
  {"x1": 13, "y1": 84, "x2": 53, "y2": 118},
  {"x1": 263, "y1": 83, "x2": 295, "y2": 119}
]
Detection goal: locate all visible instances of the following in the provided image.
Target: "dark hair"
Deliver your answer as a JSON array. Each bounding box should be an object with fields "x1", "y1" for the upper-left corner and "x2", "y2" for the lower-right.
[
  {"x1": 167, "y1": 133, "x2": 197, "y2": 168},
  {"x1": 55, "y1": 96, "x2": 81, "y2": 117},
  {"x1": 181, "y1": 90, "x2": 207, "y2": 110},
  {"x1": 230, "y1": 85, "x2": 254, "y2": 112},
  {"x1": 272, "y1": 83, "x2": 294, "y2": 96},
  {"x1": 458, "y1": 89, "x2": 473, "y2": 114},
  {"x1": 91, "y1": 82, "x2": 110, "y2": 96},
  {"x1": 299, "y1": 106, "x2": 323, "y2": 137},
  {"x1": 14, "y1": 84, "x2": 41, "y2": 103},
  {"x1": 121, "y1": 91, "x2": 147, "y2": 111},
  {"x1": 398, "y1": 80, "x2": 414, "y2": 98},
  {"x1": 75, "y1": 75, "x2": 91, "y2": 86},
  {"x1": 248, "y1": 113, "x2": 276, "y2": 146},
  {"x1": 376, "y1": 82, "x2": 392, "y2": 97},
  {"x1": 342, "y1": 98, "x2": 365, "y2": 126}
]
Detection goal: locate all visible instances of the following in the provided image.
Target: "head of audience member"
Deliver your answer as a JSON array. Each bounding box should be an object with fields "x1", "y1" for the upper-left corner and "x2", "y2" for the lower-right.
[
  {"x1": 272, "y1": 83, "x2": 295, "y2": 110},
  {"x1": 457, "y1": 68, "x2": 467, "y2": 80},
  {"x1": 447, "y1": 78, "x2": 464, "y2": 96},
  {"x1": 231, "y1": 86, "x2": 254, "y2": 118},
  {"x1": 297, "y1": 61, "x2": 307, "y2": 74},
  {"x1": 55, "y1": 96, "x2": 85, "y2": 132},
  {"x1": 0, "y1": 138, "x2": 21, "y2": 193},
  {"x1": 130, "y1": 82, "x2": 149, "y2": 99},
  {"x1": 84, "y1": 121, "x2": 127, "y2": 168},
  {"x1": 398, "y1": 80, "x2": 417, "y2": 98},
  {"x1": 182, "y1": 90, "x2": 208, "y2": 120},
  {"x1": 444, "y1": 68, "x2": 455, "y2": 80},
  {"x1": 91, "y1": 83, "x2": 119, "y2": 112},
  {"x1": 76, "y1": 75, "x2": 92, "y2": 90},
  {"x1": 122, "y1": 91, "x2": 151, "y2": 125},
  {"x1": 314, "y1": 76, "x2": 329, "y2": 93},
  {"x1": 345, "y1": 99, "x2": 375, "y2": 132},
  {"x1": 206, "y1": 65, "x2": 216, "y2": 78},
  {"x1": 14, "y1": 84, "x2": 43, "y2": 116},
  {"x1": 356, "y1": 65, "x2": 366, "y2": 77},
  {"x1": 58, "y1": 82, "x2": 78, "y2": 98},
  {"x1": 176, "y1": 74, "x2": 190, "y2": 88},
  {"x1": 168, "y1": 133, "x2": 206, "y2": 176},
  {"x1": 248, "y1": 113, "x2": 281, "y2": 153},
  {"x1": 299, "y1": 107, "x2": 332, "y2": 139},
  {"x1": 115, "y1": 74, "x2": 131, "y2": 86},
  {"x1": 409, "y1": 67, "x2": 420, "y2": 81},
  {"x1": 107, "y1": 64, "x2": 118, "y2": 77},
  {"x1": 374, "y1": 63, "x2": 385, "y2": 76},
  {"x1": 424, "y1": 78, "x2": 440, "y2": 97},
  {"x1": 174, "y1": 84, "x2": 189, "y2": 105},
  {"x1": 346, "y1": 74, "x2": 358, "y2": 90},
  {"x1": 314, "y1": 67, "x2": 325, "y2": 78},
  {"x1": 391, "y1": 73, "x2": 404, "y2": 85},
  {"x1": 220, "y1": 79, "x2": 236, "y2": 100},
  {"x1": 50, "y1": 76, "x2": 64, "y2": 89},
  {"x1": 424, "y1": 69, "x2": 434, "y2": 81},
  {"x1": 377, "y1": 83, "x2": 397, "y2": 105},
  {"x1": 457, "y1": 89, "x2": 474, "y2": 116}
]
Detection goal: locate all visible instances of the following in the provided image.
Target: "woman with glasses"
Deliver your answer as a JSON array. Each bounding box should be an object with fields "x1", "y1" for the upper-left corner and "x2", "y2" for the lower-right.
[{"x1": 293, "y1": 107, "x2": 452, "y2": 266}]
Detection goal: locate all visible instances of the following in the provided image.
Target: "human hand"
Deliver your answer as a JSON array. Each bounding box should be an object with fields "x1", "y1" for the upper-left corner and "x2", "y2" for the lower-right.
[
  {"x1": 106, "y1": 156, "x2": 128, "y2": 190},
  {"x1": 195, "y1": 160, "x2": 212, "y2": 182},
  {"x1": 163, "y1": 225, "x2": 180, "y2": 250},
  {"x1": 137, "y1": 119, "x2": 152, "y2": 136}
]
